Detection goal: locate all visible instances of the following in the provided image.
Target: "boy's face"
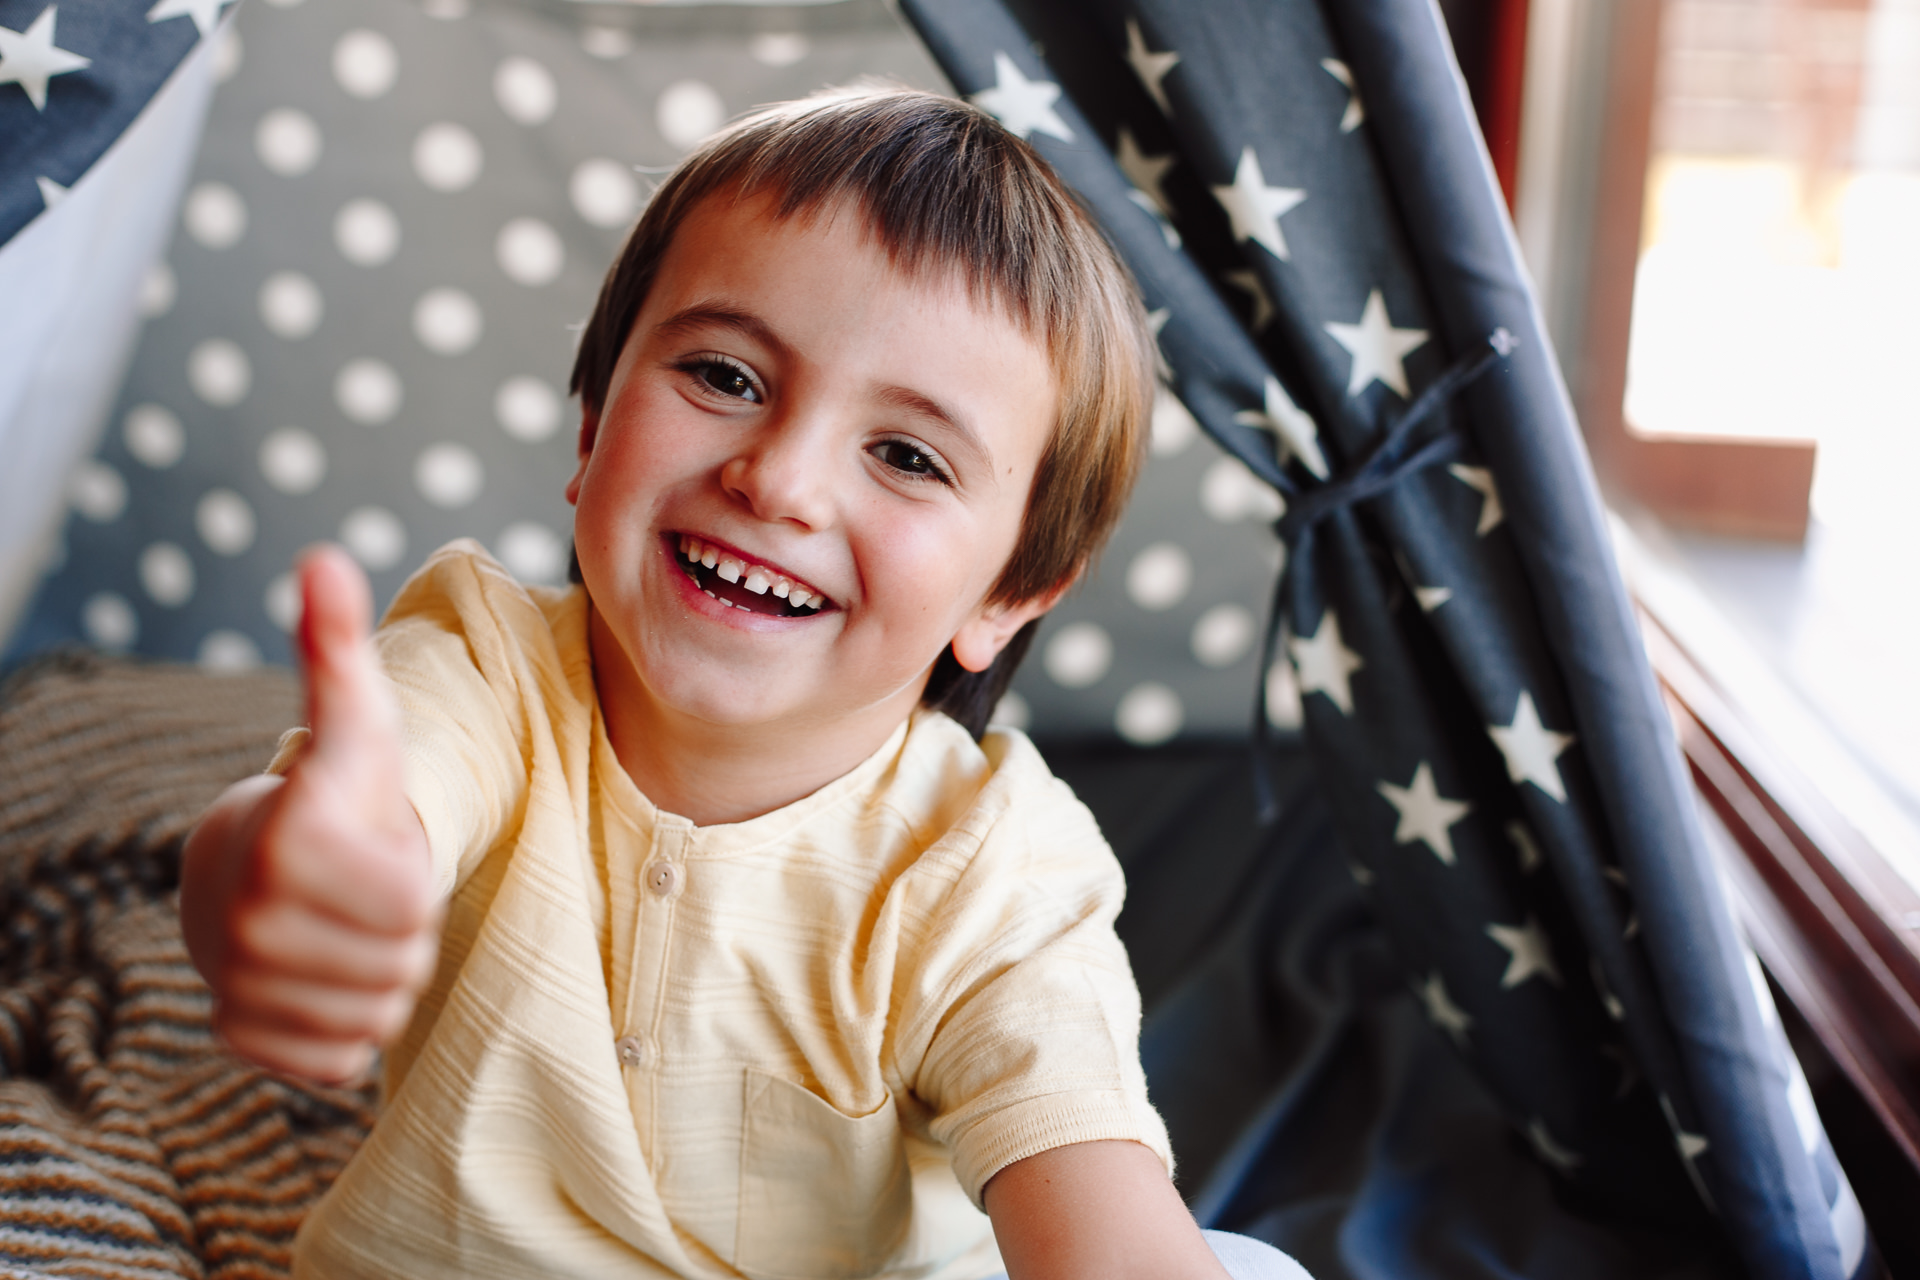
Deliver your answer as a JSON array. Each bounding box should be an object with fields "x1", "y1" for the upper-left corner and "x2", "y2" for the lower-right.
[{"x1": 567, "y1": 192, "x2": 1060, "y2": 745}]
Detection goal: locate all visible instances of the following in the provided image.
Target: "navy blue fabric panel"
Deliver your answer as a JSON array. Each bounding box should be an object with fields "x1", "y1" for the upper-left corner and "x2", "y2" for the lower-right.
[
  {"x1": 1319, "y1": 4, "x2": 1845, "y2": 1274},
  {"x1": 1046, "y1": 741, "x2": 1740, "y2": 1280},
  {"x1": 0, "y1": 0, "x2": 221, "y2": 246}
]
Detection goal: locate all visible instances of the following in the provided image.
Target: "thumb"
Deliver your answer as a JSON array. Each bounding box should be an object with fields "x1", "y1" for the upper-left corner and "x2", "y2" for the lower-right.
[{"x1": 297, "y1": 544, "x2": 401, "y2": 775}]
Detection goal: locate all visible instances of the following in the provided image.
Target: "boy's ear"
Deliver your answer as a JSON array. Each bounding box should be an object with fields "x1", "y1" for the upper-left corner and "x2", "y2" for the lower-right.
[
  {"x1": 950, "y1": 578, "x2": 1073, "y2": 674},
  {"x1": 564, "y1": 405, "x2": 600, "y2": 507}
]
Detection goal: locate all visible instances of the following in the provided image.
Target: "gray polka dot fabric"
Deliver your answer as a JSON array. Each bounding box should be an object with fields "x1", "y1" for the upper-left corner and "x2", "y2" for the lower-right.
[{"x1": 9, "y1": 0, "x2": 1289, "y2": 742}]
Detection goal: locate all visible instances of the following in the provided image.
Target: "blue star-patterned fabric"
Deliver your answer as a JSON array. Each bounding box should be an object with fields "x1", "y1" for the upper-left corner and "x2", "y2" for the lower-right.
[
  {"x1": 897, "y1": 2, "x2": 1867, "y2": 1277},
  {"x1": 0, "y1": 0, "x2": 229, "y2": 247}
]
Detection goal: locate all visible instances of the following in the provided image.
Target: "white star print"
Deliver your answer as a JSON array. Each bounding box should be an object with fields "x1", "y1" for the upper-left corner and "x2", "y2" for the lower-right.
[
  {"x1": 1590, "y1": 956, "x2": 1625, "y2": 1021},
  {"x1": 1489, "y1": 691, "x2": 1575, "y2": 802},
  {"x1": 1505, "y1": 820, "x2": 1543, "y2": 874},
  {"x1": 970, "y1": 52, "x2": 1073, "y2": 143},
  {"x1": 1213, "y1": 146, "x2": 1306, "y2": 262},
  {"x1": 1377, "y1": 762, "x2": 1471, "y2": 866},
  {"x1": 36, "y1": 176, "x2": 67, "y2": 209},
  {"x1": 1127, "y1": 190, "x2": 1181, "y2": 249},
  {"x1": 1526, "y1": 1117, "x2": 1584, "y2": 1174},
  {"x1": 1115, "y1": 126, "x2": 1173, "y2": 214},
  {"x1": 1447, "y1": 463, "x2": 1504, "y2": 534},
  {"x1": 1223, "y1": 268, "x2": 1274, "y2": 331},
  {"x1": 1145, "y1": 307, "x2": 1171, "y2": 378},
  {"x1": 1288, "y1": 610, "x2": 1363, "y2": 714},
  {"x1": 1124, "y1": 19, "x2": 1179, "y2": 115},
  {"x1": 0, "y1": 7, "x2": 91, "y2": 111},
  {"x1": 1320, "y1": 58, "x2": 1365, "y2": 132},
  {"x1": 146, "y1": 0, "x2": 234, "y2": 39},
  {"x1": 1416, "y1": 972, "x2": 1472, "y2": 1048},
  {"x1": 1660, "y1": 1095, "x2": 1715, "y2": 1208},
  {"x1": 1234, "y1": 375, "x2": 1327, "y2": 478},
  {"x1": 1485, "y1": 915, "x2": 1563, "y2": 988},
  {"x1": 1324, "y1": 289, "x2": 1428, "y2": 398}
]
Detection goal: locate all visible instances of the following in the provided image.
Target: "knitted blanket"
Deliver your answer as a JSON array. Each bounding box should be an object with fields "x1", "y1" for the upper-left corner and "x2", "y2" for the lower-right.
[{"x1": 0, "y1": 654, "x2": 375, "y2": 1279}]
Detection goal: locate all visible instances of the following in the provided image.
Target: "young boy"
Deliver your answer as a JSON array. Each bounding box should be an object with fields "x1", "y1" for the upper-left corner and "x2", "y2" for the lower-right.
[{"x1": 181, "y1": 88, "x2": 1309, "y2": 1280}]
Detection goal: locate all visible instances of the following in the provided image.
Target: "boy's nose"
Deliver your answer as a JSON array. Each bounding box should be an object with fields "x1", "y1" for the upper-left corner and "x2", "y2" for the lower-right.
[{"x1": 718, "y1": 417, "x2": 839, "y2": 531}]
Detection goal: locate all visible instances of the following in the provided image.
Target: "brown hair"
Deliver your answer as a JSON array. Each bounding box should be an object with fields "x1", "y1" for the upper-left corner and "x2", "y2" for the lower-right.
[{"x1": 570, "y1": 86, "x2": 1153, "y2": 737}]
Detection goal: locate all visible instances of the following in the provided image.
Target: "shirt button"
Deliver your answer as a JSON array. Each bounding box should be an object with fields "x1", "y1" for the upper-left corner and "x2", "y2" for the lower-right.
[
  {"x1": 645, "y1": 861, "x2": 678, "y2": 898},
  {"x1": 615, "y1": 1035, "x2": 648, "y2": 1067}
]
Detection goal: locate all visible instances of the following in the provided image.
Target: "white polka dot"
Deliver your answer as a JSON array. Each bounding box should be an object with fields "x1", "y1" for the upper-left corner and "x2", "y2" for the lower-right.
[
  {"x1": 749, "y1": 32, "x2": 809, "y2": 66},
  {"x1": 569, "y1": 158, "x2": 639, "y2": 229},
  {"x1": 495, "y1": 376, "x2": 562, "y2": 442},
  {"x1": 260, "y1": 427, "x2": 327, "y2": 493},
  {"x1": 1150, "y1": 385, "x2": 1197, "y2": 456},
  {"x1": 421, "y1": 0, "x2": 467, "y2": 18},
  {"x1": 340, "y1": 506, "x2": 407, "y2": 571},
  {"x1": 1191, "y1": 602, "x2": 1256, "y2": 667},
  {"x1": 657, "y1": 80, "x2": 724, "y2": 150},
  {"x1": 496, "y1": 217, "x2": 563, "y2": 285},
  {"x1": 413, "y1": 123, "x2": 482, "y2": 191},
  {"x1": 139, "y1": 542, "x2": 196, "y2": 607},
  {"x1": 254, "y1": 107, "x2": 322, "y2": 176},
  {"x1": 1266, "y1": 660, "x2": 1303, "y2": 730},
  {"x1": 189, "y1": 339, "x2": 251, "y2": 407},
  {"x1": 494, "y1": 56, "x2": 556, "y2": 125},
  {"x1": 198, "y1": 629, "x2": 262, "y2": 672},
  {"x1": 1116, "y1": 682, "x2": 1183, "y2": 745},
  {"x1": 1202, "y1": 456, "x2": 1285, "y2": 523},
  {"x1": 82, "y1": 592, "x2": 138, "y2": 651},
  {"x1": 211, "y1": 26, "x2": 242, "y2": 81},
  {"x1": 335, "y1": 359, "x2": 402, "y2": 424},
  {"x1": 988, "y1": 691, "x2": 1030, "y2": 732},
  {"x1": 412, "y1": 287, "x2": 483, "y2": 355},
  {"x1": 496, "y1": 520, "x2": 566, "y2": 583},
  {"x1": 68, "y1": 461, "x2": 126, "y2": 522},
  {"x1": 264, "y1": 572, "x2": 301, "y2": 631},
  {"x1": 124, "y1": 404, "x2": 185, "y2": 468},
  {"x1": 259, "y1": 270, "x2": 323, "y2": 338},
  {"x1": 1043, "y1": 621, "x2": 1111, "y2": 689},
  {"x1": 1125, "y1": 542, "x2": 1191, "y2": 611},
  {"x1": 334, "y1": 198, "x2": 399, "y2": 266},
  {"x1": 415, "y1": 442, "x2": 484, "y2": 508},
  {"x1": 195, "y1": 488, "x2": 256, "y2": 556},
  {"x1": 139, "y1": 262, "x2": 175, "y2": 318},
  {"x1": 184, "y1": 182, "x2": 247, "y2": 249},
  {"x1": 333, "y1": 29, "x2": 397, "y2": 99},
  {"x1": 579, "y1": 25, "x2": 630, "y2": 59}
]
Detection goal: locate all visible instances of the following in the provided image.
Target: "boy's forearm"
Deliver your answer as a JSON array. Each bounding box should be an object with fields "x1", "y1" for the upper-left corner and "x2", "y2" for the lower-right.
[
  {"x1": 983, "y1": 1140, "x2": 1230, "y2": 1280},
  {"x1": 179, "y1": 773, "x2": 283, "y2": 985}
]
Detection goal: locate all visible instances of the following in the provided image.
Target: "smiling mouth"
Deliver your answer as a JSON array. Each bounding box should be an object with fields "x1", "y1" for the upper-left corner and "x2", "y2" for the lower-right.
[{"x1": 673, "y1": 535, "x2": 833, "y2": 618}]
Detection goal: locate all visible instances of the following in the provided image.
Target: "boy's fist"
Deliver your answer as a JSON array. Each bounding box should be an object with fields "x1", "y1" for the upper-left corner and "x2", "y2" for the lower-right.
[{"x1": 181, "y1": 546, "x2": 439, "y2": 1084}]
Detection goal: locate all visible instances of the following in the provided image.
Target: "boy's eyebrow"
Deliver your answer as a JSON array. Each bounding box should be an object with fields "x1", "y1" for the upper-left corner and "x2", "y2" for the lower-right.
[{"x1": 656, "y1": 301, "x2": 996, "y2": 482}]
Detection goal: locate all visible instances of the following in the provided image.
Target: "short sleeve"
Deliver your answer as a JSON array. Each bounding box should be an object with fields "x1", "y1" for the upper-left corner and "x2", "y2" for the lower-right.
[{"x1": 897, "y1": 738, "x2": 1172, "y2": 1207}]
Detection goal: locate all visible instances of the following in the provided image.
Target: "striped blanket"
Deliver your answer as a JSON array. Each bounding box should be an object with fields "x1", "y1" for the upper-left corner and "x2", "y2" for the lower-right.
[{"x1": 0, "y1": 654, "x2": 375, "y2": 1279}]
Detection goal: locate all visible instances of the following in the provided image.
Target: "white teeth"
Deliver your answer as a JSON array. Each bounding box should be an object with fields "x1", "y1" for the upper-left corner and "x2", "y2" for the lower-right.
[
  {"x1": 700, "y1": 546, "x2": 719, "y2": 569},
  {"x1": 716, "y1": 558, "x2": 743, "y2": 583},
  {"x1": 772, "y1": 580, "x2": 790, "y2": 599},
  {"x1": 744, "y1": 570, "x2": 771, "y2": 595},
  {"x1": 788, "y1": 589, "x2": 812, "y2": 609},
  {"x1": 679, "y1": 535, "x2": 828, "y2": 611}
]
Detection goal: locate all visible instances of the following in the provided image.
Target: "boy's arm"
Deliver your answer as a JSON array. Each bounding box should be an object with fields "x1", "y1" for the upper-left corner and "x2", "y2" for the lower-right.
[
  {"x1": 983, "y1": 1140, "x2": 1231, "y2": 1280},
  {"x1": 180, "y1": 546, "x2": 439, "y2": 1084}
]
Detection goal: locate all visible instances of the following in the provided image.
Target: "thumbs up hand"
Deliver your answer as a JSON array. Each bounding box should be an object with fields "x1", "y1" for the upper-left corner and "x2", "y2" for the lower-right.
[{"x1": 181, "y1": 546, "x2": 439, "y2": 1083}]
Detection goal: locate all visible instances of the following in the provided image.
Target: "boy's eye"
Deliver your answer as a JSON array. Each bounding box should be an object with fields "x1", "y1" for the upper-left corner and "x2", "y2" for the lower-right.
[
  {"x1": 684, "y1": 357, "x2": 760, "y2": 403},
  {"x1": 871, "y1": 439, "x2": 951, "y2": 484}
]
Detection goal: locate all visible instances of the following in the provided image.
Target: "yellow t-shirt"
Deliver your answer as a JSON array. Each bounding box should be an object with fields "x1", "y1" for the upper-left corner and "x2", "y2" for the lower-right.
[{"x1": 285, "y1": 542, "x2": 1170, "y2": 1280}]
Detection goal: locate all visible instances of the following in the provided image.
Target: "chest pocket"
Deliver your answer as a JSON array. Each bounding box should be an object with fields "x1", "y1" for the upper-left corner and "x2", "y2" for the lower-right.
[{"x1": 736, "y1": 1068, "x2": 913, "y2": 1280}]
